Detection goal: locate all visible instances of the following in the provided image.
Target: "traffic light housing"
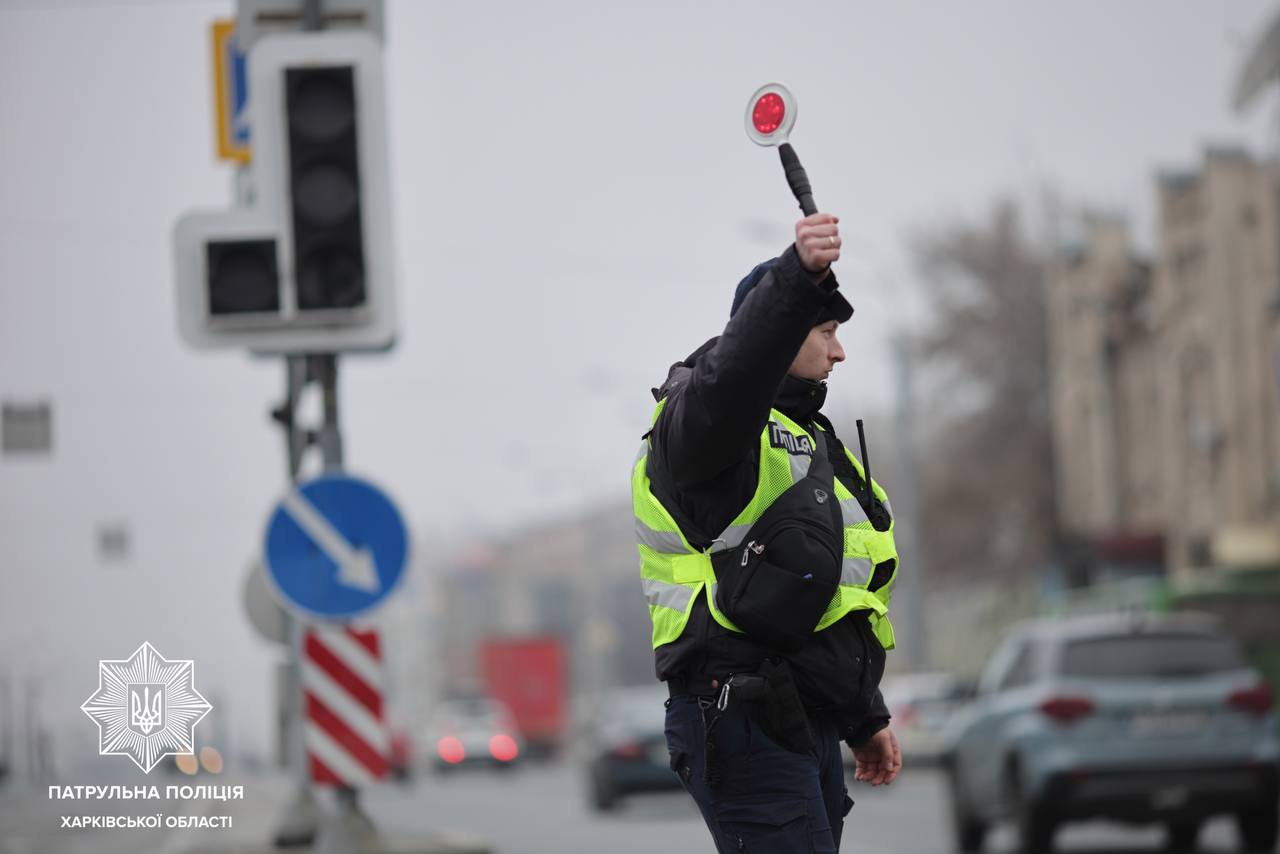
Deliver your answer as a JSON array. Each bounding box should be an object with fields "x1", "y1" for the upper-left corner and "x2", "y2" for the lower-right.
[
  {"x1": 285, "y1": 64, "x2": 366, "y2": 312},
  {"x1": 175, "y1": 32, "x2": 395, "y2": 352}
]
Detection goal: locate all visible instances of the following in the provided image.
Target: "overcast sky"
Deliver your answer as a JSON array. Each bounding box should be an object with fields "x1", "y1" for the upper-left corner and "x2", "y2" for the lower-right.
[{"x1": 2, "y1": 0, "x2": 1277, "y2": 758}]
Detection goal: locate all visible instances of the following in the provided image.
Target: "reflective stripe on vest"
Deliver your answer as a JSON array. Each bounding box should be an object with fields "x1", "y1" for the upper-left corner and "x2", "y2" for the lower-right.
[{"x1": 633, "y1": 403, "x2": 898, "y2": 650}]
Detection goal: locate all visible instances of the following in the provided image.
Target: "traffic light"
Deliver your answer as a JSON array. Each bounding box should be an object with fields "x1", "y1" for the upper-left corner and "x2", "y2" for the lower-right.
[
  {"x1": 285, "y1": 64, "x2": 366, "y2": 312},
  {"x1": 208, "y1": 238, "x2": 280, "y2": 315},
  {"x1": 174, "y1": 32, "x2": 394, "y2": 352}
]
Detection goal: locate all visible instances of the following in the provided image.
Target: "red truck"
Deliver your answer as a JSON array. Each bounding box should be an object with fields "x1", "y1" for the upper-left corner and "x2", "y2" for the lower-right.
[{"x1": 479, "y1": 636, "x2": 567, "y2": 757}]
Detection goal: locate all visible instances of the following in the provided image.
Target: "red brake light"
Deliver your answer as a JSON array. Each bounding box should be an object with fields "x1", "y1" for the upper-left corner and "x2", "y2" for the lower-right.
[
  {"x1": 489, "y1": 733, "x2": 519, "y2": 762},
  {"x1": 1228, "y1": 684, "x2": 1274, "y2": 716},
  {"x1": 1038, "y1": 696, "x2": 1095, "y2": 724},
  {"x1": 895, "y1": 703, "x2": 918, "y2": 728},
  {"x1": 752, "y1": 93, "x2": 785, "y2": 135},
  {"x1": 437, "y1": 736, "x2": 465, "y2": 764}
]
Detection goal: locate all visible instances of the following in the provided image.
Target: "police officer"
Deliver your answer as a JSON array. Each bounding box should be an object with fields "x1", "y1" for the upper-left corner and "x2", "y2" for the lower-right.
[{"x1": 632, "y1": 212, "x2": 902, "y2": 852}]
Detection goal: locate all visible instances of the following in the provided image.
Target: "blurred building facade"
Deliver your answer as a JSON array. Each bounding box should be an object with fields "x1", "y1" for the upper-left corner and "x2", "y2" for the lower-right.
[
  {"x1": 433, "y1": 495, "x2": 647, "y2": 699},
  {"x1": 1049, "y1": 148, "x2": 1280, "y2": 581}
]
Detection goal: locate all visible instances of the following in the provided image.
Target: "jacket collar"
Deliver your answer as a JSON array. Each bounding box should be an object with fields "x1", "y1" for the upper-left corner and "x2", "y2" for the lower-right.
[{"x1": 775, "y1": 373, "x2": 827, "y2": 424}]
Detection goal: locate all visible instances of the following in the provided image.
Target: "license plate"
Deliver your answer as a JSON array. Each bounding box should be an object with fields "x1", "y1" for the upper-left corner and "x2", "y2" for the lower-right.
[{"x1": 1129, "y1": 710, "x2": 1208, "y2": 736}]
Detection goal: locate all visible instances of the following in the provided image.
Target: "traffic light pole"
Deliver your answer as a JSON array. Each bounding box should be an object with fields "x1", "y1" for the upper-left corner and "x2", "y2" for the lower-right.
[
  {"x1": 315, "y1": 354, "x2": 345, "y2": 470},
  {"x1": 271, "y1": 354, "x2": 319, "y2": 848},
  {"x1": 270, "y1": 353, "x2": 379, "y2": 853},
  {"x1": 312, "y1": 355, "x2": 380, "y2": 854}
]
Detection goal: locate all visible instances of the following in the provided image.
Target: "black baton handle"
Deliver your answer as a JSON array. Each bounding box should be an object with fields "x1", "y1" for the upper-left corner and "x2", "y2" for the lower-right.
[{"x1": 778, "y1": 142, "x2": 817, "y2": 216}]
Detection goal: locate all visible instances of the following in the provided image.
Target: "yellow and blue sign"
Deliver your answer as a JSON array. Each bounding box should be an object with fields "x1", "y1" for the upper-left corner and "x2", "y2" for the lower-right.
[{"x1": 212, "y1": 20, "x2": 250, "y2": 163}]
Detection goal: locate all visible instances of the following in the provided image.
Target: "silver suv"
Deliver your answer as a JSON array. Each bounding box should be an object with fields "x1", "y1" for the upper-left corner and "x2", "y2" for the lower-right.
[{"x1": 943, "y1": 612, "x2": 1279, "y2": 853}]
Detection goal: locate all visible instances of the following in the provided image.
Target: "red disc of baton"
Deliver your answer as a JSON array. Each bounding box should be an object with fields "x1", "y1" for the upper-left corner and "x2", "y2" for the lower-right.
[
  {"x1": 744, "y1": 83, "x2": 797, "y2": 146},
  {"x1": 752, "y1": 92, "x2": 786, "y2": 135}
]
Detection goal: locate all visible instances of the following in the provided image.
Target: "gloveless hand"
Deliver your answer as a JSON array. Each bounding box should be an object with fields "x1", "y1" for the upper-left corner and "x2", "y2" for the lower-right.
[
  {"x1": 795, "y1": 212, "x2": 841, "y2": 278},
  {"x1": 853, "y1": 726, "x2": 902, "y2": 786}
]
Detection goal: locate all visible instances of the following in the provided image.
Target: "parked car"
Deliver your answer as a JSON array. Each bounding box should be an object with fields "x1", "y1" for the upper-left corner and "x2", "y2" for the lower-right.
[
  {"x1": 878, "y1": 671, "x2": 972, "y2": 764},
  {"x1": 578, "y1": 684, "x2": 681, "y2": 811},
  {"x1": 942, "y1": 612, "x2": 1279, "y2": 853},
  {"x1": 422, "y1": 697, "x2": 523, "y2": 774}
]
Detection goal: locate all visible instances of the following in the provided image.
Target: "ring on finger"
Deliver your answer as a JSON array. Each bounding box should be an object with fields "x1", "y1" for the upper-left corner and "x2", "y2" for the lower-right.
[{"x1": 828, "y1": 235, "x2": 836, "y2": 248}]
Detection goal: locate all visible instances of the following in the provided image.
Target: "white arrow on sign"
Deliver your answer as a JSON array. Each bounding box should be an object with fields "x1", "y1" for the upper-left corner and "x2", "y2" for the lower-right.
[{"x1": 280, "y1": 490, "x2": 380, "y2": 593}]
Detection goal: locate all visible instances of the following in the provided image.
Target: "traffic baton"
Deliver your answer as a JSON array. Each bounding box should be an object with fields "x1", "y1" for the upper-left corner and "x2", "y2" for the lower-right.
[{"x1": 745, "y1": 83, "x2": 816, "y2": 216}]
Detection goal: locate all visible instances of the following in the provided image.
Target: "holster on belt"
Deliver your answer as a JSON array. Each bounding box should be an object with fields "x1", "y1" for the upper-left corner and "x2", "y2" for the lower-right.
[{"x1": 745, "y1": 658, "x2": 815, "y2": 756}]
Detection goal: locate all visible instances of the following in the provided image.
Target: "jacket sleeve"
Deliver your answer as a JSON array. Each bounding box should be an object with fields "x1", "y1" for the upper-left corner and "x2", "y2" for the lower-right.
[
  {"x1": 653, "y1": 246, "x2": 843, "y2": 487},
  {"x1": 840, "y1": 689, "x2": 891, "y2": 749}
]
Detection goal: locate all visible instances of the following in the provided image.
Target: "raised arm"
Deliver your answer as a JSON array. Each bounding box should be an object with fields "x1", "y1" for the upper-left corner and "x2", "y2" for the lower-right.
[{"x1": 654, "y1": 214, "x2": 849, "y2": 486}]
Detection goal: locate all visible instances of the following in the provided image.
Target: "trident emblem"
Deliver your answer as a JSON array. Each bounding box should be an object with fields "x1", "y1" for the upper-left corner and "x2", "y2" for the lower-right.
[{"x1": 129, "y1": 685, "x2": 164, "y2": 735}]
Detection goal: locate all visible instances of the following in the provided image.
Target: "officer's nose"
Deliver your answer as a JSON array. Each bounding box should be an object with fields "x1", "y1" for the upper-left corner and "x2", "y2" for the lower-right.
[{"x1": 830, "y1": 335, "x2": 846, "y2": 364}]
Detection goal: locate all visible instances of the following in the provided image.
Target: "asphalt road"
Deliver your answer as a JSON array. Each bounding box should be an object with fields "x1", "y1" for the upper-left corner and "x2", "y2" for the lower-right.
[
  {"x1": 367, "y1": 760, "x2": 1253, "y2": 854},
  {"x1": 0, "y1": 761, "x2": 1260, "y2": 853}
]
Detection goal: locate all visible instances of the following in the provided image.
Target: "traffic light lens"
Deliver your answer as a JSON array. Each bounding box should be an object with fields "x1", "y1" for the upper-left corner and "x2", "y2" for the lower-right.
[
  {"x1": 297, "y1": 245, "x2": 365, "y2": 310},
  {"x1": 206, "y1": 240, "x2": 279, "y2": 315},
  {"x1": 752, "y1": 93, "x2": 785, "y2": 135},
  {"x1": 289, "y1": 71, "x2": 355, "y2": 140},
  {"x1": 295, "y1": 164, "x2": 359, "y2": 226}
]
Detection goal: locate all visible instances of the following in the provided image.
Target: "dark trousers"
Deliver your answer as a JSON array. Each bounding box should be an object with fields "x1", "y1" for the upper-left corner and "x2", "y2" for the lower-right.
[{"x1": 665, "y1": 694, "x2": 854, "y2": 853}]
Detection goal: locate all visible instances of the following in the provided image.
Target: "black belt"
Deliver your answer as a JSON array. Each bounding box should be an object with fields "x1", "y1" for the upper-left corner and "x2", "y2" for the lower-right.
[{"x1": 666, "y1": 673, "x2": 720, "y2": 698}]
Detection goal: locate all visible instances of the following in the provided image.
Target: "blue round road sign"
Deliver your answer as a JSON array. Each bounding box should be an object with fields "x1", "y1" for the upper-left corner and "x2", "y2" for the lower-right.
[{"x1": 264, "y1": 474, "x2": 408, "y2": 620}]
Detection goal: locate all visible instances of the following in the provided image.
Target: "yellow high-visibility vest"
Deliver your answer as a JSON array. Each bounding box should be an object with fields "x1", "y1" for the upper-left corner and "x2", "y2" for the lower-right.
[{"x1": 633, "y1": 400, "x2": 898, "y2": 651}]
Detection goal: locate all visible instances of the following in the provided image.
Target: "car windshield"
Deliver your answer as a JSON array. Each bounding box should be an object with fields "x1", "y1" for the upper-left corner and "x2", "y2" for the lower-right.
[
  {"x1": 1060, "y1": 633, "x2": 1244, "y2": 679},
  {"x1": 435, "y1": 699, "x2": 505, "y2": 725},
  {"x1": 882, "y1": 674, "x2": 959, "y2": 704}
]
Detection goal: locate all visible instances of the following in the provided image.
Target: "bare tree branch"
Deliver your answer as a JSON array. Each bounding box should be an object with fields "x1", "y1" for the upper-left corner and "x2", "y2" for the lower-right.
[{"x1": 910, "y1": 201, "x2": 1056, "y2": 582}]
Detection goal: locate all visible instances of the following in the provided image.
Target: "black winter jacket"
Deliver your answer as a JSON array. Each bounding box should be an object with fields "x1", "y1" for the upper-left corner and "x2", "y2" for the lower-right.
[{"x1": 644, "y1": 245, "x2": 891, "y2": 745}]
